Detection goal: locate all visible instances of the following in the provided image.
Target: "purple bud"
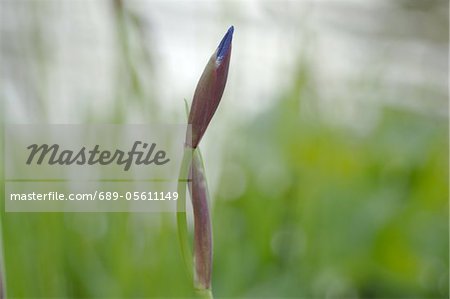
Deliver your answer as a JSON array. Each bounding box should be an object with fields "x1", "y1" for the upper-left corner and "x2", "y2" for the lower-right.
[{"x1": 186, "y1": 26, "x2": 234, "y2": 148}]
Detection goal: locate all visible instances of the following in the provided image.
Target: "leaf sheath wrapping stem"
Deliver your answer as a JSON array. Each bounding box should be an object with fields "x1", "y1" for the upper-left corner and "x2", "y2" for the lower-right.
[{"x1": 188, "y1": 149, "x2": 212, "y2": 290}]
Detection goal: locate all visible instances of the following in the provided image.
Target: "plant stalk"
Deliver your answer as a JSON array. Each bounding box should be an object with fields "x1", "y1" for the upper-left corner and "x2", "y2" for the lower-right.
[
  {"x1": 189, "y1": 149, "x2": 212, "y2": 293},
  {"x1": 177, "y1": 146, "x2": 214, "y2": 298},
  {"x1": 177, "y1": 147, "x2": 194, "y2": 281}
]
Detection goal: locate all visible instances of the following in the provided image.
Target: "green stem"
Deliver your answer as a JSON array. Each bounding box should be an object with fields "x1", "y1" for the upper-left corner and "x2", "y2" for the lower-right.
[
  {"x1": 177, "y1": 147, "x2": 194, "y2": 281},
  {"x1": 195, "y1": 288, "x2": 213, "y2": 299}
]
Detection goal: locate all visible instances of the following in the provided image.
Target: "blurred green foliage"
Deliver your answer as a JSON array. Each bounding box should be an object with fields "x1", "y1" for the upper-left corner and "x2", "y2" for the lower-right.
[
  {"x1": 212, "y1": 67, "x2": 448, "y2": 298},
  {"x1": 2, "y1": 65, "x2": 447, "y2": 298}
]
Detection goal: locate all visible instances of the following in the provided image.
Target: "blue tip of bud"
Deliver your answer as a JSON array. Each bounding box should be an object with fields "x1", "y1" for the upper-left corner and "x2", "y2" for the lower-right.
[{"x1": 216, "y1": 26, "x2": 234, "y2": 63}]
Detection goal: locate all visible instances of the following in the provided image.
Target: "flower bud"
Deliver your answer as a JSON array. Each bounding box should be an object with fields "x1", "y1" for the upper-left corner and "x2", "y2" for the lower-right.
[{"x1": 186, "y1": 26, "x2": 234, "y2": 148}]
